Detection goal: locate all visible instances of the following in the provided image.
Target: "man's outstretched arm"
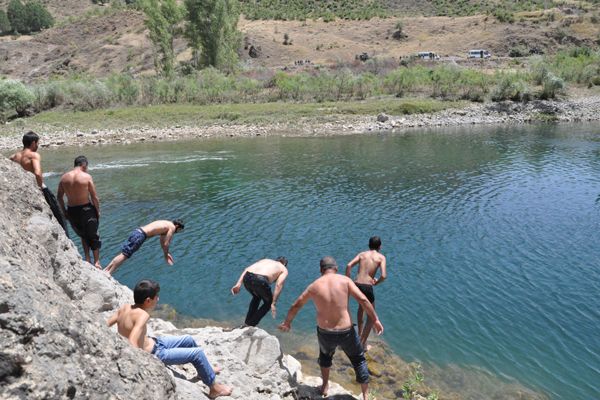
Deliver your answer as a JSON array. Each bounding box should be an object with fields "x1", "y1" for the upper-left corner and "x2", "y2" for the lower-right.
[
  {"x1": 270, "y1": 269, "x2": 289, "y2": 318},
  {"x1": 231, "y1": 267, "x2": 249, "y2": 294},
  {"x1": 374, "y1": 257, "x2": 387, "y2": 286},
  {"x1": 31, "y1": 154, "x2": 43, "y2": 188},
  {"x1": 278, "y1": 286, "x2": 311, "y2": 332}
]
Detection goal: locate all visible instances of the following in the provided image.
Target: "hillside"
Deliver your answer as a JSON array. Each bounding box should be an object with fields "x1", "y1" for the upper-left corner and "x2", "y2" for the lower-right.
[{"x1": 0, "y1": 1, "x2": 598, "y2": 82}]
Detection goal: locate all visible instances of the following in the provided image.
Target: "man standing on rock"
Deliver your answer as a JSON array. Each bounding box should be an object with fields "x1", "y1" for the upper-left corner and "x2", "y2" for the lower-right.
[
  {"x1": 9, "y1": 131, "x2": 69, "y2": 236},
  {"x1": 278, "y1": 256, "x2": 383, "y2": 400},
  {"x1": 107, "y1": 279, "x2": 232, "y2": 399},
  {"x1": 345, "y1": 236, "x2": 387, "y2": 350},
  {"x1": 231, "y1": 257, "x2": 289, "y2": 327},
  {"x1": 104, "y1": 219, "x2": 185, "y2": 276},
  {"x1": 57, "y1": 155, "x2": 102, "y2": 268}
]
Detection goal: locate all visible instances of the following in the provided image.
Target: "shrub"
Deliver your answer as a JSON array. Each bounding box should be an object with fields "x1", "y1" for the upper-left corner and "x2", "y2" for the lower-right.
[
  {"x1": 0, "y1": 79, "x2": 35, "y2": 122},
  {"x1": 508, "y1": 46, "x2": 527, "y2": 57},
  {"x1": 24, "y1": 1, "x2": 54, "y2": 32},
  {"x1": 491, "y1": 75, "x2": 532, "y2": 102},
  {"x1": 0, "y1": 10, "x2": 11, "y2": 34},
  {"x1": 540, "y1": 74, "x2": 564, "y2": 99}
]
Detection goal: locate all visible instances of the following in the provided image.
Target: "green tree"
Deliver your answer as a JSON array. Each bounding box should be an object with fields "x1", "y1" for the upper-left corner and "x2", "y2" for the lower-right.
[
  {"x1": 7, "y1": 0, "x2": 28, "y2": 34},
  {"x1": 0, "y1": 10, "x2": 11, "y2": 35},
  {"x1": 184, "y1": 0, "x2": 241, "y2": 71},
  {"x1": 141, "y1": 0, "x2": 182, "y2": 76},
  {"x1": 25, "y1": 1, "x2": 54, "y2": 32}
]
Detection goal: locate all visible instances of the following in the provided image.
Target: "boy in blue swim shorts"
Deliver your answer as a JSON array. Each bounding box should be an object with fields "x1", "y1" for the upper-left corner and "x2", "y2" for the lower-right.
[{"x1": 104, "y1": 219, "x2": 184, "y2": 275}]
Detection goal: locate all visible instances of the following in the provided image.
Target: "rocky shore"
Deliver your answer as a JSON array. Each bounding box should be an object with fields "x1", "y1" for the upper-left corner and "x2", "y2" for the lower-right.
[
  {"x1": 1, "y1": 96, "x2": 599, "y2": 151},
  {"x1": 0, "y1": 158, "x2": 362, "y2": 400}
]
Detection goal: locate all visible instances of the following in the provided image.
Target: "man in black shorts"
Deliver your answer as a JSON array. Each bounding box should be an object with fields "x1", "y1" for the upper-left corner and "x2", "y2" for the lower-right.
[
  {"x1": 346, "y1": 236, "x2": 387, "y2": 350},
  {"x1": 58, "y1": 156, "x2": 102, "y2": 268}
]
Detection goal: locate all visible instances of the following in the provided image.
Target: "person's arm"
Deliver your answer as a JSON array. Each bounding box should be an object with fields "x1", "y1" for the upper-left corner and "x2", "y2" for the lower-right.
[
  {"x1": 348, "y1": 280, "x2": 384, "y2": 335},
  {"x1": 88, "y1": 178, "x2": 100, "y2": 219},
  {"x1": 128, "y1": 312, "x2": 150, "y2": 349},
  {"x1": 374, "y1": 257, "x2": 387, "y2": 286},
  {"x1": 57, "y1": 180, "x2": 67, "y2": 217},
  {"x1": 278, "y1": 286, "x2": 311, "y2": 332},
  {"x1": 160, "y1": 228, "x2": 175, "y2": 265},
  {"x1": 31, "y1": 154, "x2": 43, "y2": 188},
  {"x1": 9, "y1": 152, "x2": 17, "y2": 162},
  {"x1": 345, "y1": 254, "x2": 360, "y2": 278},
  {"x1": 231, "y1": 267, "x2": 249, "y2": 295},
  {"x1": 107, "y1": 309, "x2": 119, "y2": 327},
  {"x1": 270, "y1": 269, "x2": 289, "y2": 318}
]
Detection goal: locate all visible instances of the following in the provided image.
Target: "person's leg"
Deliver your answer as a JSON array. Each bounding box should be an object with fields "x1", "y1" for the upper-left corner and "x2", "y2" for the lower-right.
[
  {"x1": 105, "y1": 253, "x2": 127, "y2": 275},
  {"x1": 244, "y1": 294, "x2": 261, "y2": 326},
  {"x1": 357, "y1": 305, "x2": 365, "y2": 337},
  {"x1": 341, "y1": 329, "x2": 369, "y2": 398},
  {"x1": 92, "y1": 248, "x2": 101, "y2": 269},
  {"x1": 250, "y1": 280, "x2": 273, "y2": 326},
  {"x1": 320, "y1": 366, "x2": 330, "y2": 396},
  {"x1": 81, "y1": 239, "x2": 91, "y2": 263},
  {"x1": 317, "y1": 329, "x2": 336, "y2": 397}
]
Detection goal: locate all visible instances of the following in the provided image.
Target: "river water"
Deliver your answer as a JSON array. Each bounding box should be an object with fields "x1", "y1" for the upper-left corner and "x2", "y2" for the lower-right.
[{"x1": 39, "y1": 123, "x2": 599, "y2": 399}]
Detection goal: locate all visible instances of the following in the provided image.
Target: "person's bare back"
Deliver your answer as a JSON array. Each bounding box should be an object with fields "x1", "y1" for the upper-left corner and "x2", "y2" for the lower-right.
[
  {"x1": 309, "y1": 273, "x2": 354, "y2": 330},
  {"x1": 353, "y1": 250, "x2": 386, "y2": 285},
  {"x1": 59, "y1": 169, "x2": 94, "y2": 207},
  {"x1": 141, "y1": 220, "x2": 176, "y2": 238},
  {"x1": 109, "y1": 304, "x2": 155, "y2": 352},
  {"x1": 245, "y1": 258, "x2": 286, "y2": 283}
]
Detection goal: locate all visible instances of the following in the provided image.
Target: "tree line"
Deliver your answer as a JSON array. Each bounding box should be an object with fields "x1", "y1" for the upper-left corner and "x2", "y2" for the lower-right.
[{"x1": 0, "y1": 0, "x2": 53, "y2": 35}]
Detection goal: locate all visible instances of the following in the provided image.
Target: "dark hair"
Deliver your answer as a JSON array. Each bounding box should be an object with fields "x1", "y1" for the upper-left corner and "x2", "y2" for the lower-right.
[
  {"x1": 22, "y1": 131, "x2": 39, "y2": 148},
  {"x1": 133, "y1": 279, "x2": 160, "y2": 305},
  {"x1": 173, "y1": 219, "x2": 184, "y2": 230},
  {"x1": 74, "y1": 156, "x2": 88, "y2": 167},
  {"x1": 369, "y1": 236, "x2": 381, "y2": 250},
  {"x1": 275, "y1": 256, "x2": 288, "y2": 267},
  {"x1": 320, "y1": 256, "x2": 338, "y2": 271}
]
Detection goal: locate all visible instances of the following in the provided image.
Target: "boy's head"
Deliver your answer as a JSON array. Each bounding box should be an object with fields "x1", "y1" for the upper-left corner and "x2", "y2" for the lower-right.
[
  {"x1": 74, "y1": 155, "x2": 88, "y2": 171},
  {"x1": 134, "y1": 279, "x2": 160, "y2": 308},
  {"x1": 275, "y1": 256, "x2": 288, "y2": 267},
  {"x1": 173, "y1": 219, "x2": 184, "y2": 233},
  {"x1": 22, "y1": 131, "x2": 39, "y2": 150},
  {"x1": 320, "y1": 256, "x2": 338, "y2": 273},
  {"x1": 369, "y1": 236, "x2": 381, "y2": 251}
]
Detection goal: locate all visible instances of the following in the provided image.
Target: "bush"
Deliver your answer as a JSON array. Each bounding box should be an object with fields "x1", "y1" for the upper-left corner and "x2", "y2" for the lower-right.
[
  {"x1": 508, "y1": 46, "x2": 527, "y2": 58},
  {"x1": 491, "y1": 75, "x2": 532, "y2": 102},
  {"x1": 540, "y1": 74, "x2": 564, "y2": 99},
  {"x1": 7, "y1": 0, "x2": 27, "y2": 33},
  {"x1": 0, "y1": 79, "x2": 35, "y2": 122},
  {"x1": 0, "y1": 10, "x2": 11, "y2": 34},
  {"x1": 24, "y1": 1, "x2": 53, "y2": 32}
]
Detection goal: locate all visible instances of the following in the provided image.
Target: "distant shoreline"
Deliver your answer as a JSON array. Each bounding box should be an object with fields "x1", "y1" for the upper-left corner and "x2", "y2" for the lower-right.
[{"x1": 1, "y1": 96, "x2": 599, "y2": 151}]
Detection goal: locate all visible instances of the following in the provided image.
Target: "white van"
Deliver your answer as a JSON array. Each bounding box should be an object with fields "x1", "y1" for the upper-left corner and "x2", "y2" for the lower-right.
[
  {"x1": 417, "y1": 51, "x2": 440, "y2": 60},
  {"x1": 468, "y1": 49, "x2": 491, "y2": 59}
]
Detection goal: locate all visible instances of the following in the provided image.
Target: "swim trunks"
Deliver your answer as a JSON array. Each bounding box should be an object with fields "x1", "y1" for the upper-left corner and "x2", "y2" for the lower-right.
[
  {"x1": 66, "y1": 203, "x2": 101, "y2": 250},
  {"x1": 355, "y1": 283, "x2": 375, "y2": 304},
  {"x1": 121, "y1": 228, "x2": 147, "y2": 258},
  {"x1": 316, "y1": 325, "x2": 369, "y2": 383}
]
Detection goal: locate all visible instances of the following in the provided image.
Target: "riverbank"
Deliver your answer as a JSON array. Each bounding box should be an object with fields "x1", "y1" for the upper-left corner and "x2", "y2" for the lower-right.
[{"x1": 1, "y1": 95, "x2": 599, "y2": 151}]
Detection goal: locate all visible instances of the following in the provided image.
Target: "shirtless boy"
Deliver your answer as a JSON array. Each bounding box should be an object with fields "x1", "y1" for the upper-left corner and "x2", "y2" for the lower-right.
[
  {"x1": 57, "y1": 156, "x2": 101, "y2": 267},
  {"x1": 107, "y1": 279, "x2": 232, "y2": 398},
  {"x1": 231, "y1": 258, "x2": 289, "y2": 326},
  {"x1": 346, "y1": 236, "x2": 387, "y2": 349},
  {"x1": 104, "y1": 219, "x2": 185, "y2": 275},
  {"x1": 9, "y1": 131, "x2": 69, "y2": 235},
  {"x1": 279, "y1": 256, "x2": 383, "y2": 400}
]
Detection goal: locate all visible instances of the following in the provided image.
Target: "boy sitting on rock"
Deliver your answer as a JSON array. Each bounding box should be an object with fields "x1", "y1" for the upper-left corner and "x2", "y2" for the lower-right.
[{"x1": 107, "y1": 279, "x2": 232, "y2": 399}]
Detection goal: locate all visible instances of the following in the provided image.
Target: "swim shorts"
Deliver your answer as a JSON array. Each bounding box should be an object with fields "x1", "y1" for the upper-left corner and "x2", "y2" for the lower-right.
[
  {"x1": 121, "y1": 228, "x2": 147, "y2": 258},
  {"x1": 66, "y1": 203, "x2": 101, "y2": 250},
  {"x1": 355, "y1": 283, "x2": 375, "y2": 304}
]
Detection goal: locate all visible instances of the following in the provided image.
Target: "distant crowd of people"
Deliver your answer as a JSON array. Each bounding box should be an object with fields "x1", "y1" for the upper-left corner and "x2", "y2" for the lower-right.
[{"x1": 10, "y1": 131, "x2": 388, "y2": 400}]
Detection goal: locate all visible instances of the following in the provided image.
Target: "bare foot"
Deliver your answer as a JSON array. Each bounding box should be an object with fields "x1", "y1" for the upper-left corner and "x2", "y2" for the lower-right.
[
  {"x1": 213, "y1": 366, "x2": 222, "y2": 374},
  {"x1": 319, "y1": 382, "x2": 329, "y2": 397},
  {"x1": 208, "y1": 383, "x2": 232, "y2": 399},
  {"x1": 94, "y1": 262, "x2": 102, "y2": 270}
]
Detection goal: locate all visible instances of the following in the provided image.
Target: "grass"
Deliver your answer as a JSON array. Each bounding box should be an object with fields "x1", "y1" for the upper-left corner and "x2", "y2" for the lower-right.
[{"x1": 2, "y1": 97, "x2": 463, "y2": 134}]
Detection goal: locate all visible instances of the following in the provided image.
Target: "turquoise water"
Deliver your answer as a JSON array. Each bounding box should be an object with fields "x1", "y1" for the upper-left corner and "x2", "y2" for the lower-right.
[{"x1": 39, "y1": 124, "x2": 599, "y2": 399}]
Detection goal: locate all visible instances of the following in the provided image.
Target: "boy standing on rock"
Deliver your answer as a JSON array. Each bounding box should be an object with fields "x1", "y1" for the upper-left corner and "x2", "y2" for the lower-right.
[
  {"x1": 107, "y1": 279, "x2": 232, "y2": 399},
  {"x1": 9, "y1": 131, "x2": 69, "y2": 236},
  {"x1": 104, "y1": 219, "x2": 185, "y2": 276},
  {"x1": 230, "y1": 257, "x2": 289, "y2": 327},
  {"x1": 278, "y1": 256, "x2": 383, "y2": 400},
  {"x1": 58, "y1": 155, "x2": 102, "y2": 268},
  {"x1": 345, "y1": 236, "x2": 387, "y2": 350}
]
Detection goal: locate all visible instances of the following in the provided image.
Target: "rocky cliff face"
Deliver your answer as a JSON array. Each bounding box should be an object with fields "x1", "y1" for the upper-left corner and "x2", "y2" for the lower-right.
[{"x1": 0, "y1": 158, "x2": 357, "y2": 400}]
